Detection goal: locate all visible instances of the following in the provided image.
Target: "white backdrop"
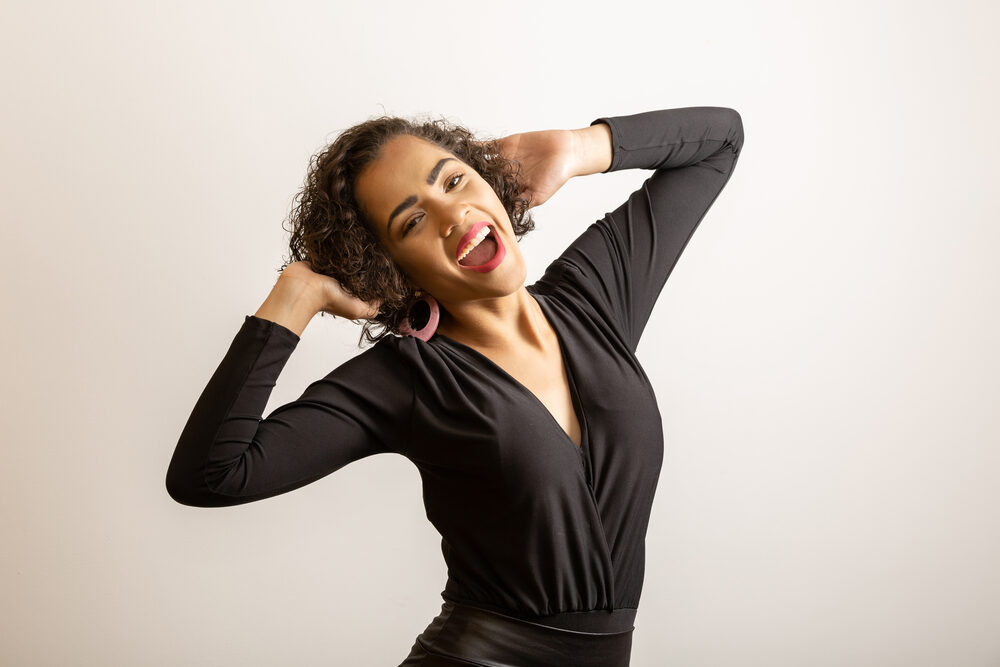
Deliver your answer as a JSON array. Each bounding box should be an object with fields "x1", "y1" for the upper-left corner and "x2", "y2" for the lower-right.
[{"x1": 2, "y1": 1, "x2": 998, "y2": 665}]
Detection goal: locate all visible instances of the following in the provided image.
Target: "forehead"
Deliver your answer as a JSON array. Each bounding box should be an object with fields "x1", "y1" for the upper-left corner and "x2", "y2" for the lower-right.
[
  {"x1": 365, "y1": 134, "x2": 453, "y2": 184},
  {"x1": 355, "y1": 135, "x2": 458, "y2": 222}
]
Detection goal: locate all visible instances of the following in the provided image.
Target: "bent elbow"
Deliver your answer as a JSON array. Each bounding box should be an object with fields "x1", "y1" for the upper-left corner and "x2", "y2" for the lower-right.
[
  {"x1": 165, "y1": 468, "x2": 254, "y2": 508},
  {"x1": 164, "y1": 464, "x2": 217, "y2": 508},
  {"x1": 727, "y1": 108, "x2": 745, "y2": 157},
  {"x1": 165, "y1": 473, "x2": 202, "y2": 507}
]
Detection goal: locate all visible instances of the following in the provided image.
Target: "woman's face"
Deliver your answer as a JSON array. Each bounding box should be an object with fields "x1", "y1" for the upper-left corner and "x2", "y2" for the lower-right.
[{"x1": 354, "y1": 134, "x2": 527, "y2": 308}]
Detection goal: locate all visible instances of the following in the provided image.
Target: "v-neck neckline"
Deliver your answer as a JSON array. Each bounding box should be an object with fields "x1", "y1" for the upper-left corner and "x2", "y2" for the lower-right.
[{"x1": 432, "y1": 291, "x2": 589, "y2": 455}]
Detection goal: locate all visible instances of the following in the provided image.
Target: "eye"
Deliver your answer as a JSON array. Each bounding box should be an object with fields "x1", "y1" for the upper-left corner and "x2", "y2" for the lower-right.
[
  {"x1": 401, "y1": 173, "x2": 464, "y2": 238},
  {"x1": 402, "y1": 215, "x2": 422, "y2": 236}
]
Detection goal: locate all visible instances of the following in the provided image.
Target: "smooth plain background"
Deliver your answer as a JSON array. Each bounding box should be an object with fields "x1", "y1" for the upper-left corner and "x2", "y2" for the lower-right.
[{"x1": 2, "y1": 1, "x2": 998, "y2": 665}]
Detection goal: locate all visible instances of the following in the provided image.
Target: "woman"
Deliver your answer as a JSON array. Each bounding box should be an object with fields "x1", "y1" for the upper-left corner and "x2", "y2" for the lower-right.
[{"x1": 166, "y1": 106, "x2": 744, "y2": 666}]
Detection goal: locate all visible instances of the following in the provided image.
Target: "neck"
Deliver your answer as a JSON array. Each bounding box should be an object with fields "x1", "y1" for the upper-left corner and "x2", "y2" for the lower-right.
[{"x1": 435, "y1": 286, "x2": 551, "y2": 352}]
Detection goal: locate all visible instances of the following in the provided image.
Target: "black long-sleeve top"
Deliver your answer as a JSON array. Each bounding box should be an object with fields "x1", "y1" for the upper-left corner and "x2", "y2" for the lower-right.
[{"x1": 167, "y1": 106, "x2": 744, "y2": 633}]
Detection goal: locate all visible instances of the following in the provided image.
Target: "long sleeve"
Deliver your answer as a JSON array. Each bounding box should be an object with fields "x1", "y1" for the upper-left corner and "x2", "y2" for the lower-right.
[
  {"x1": 549, "y1": 106, "x2": 744, "y2": 353},
  {"x1": 166, "y1": 315, "x2": 411, "y2": 508}
]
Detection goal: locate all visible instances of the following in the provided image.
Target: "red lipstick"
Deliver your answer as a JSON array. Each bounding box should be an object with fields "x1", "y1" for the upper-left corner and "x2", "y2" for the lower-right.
[
  {"x1": 456, "y1": 221, "x2": 491, "y2": 262},
  {"x1": 456, "y1": 222, "x2": 505, "y2": 273}
]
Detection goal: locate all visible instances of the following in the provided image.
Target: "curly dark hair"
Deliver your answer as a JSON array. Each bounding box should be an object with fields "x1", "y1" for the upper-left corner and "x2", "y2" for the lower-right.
[{"x1": 278, "y1": 114, "x2": 535, "y2": 348}]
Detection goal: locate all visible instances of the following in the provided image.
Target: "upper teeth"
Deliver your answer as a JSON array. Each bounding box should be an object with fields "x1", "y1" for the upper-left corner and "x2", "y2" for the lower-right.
[{"x1": 458, "y1": 226, "x2": 491, "y2": 261}]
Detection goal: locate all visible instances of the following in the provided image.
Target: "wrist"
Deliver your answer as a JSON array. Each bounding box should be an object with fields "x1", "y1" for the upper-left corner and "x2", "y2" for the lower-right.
[
  {"x1": 255, "y1": 274, "x2": 323, "y2": 337},
  {"x1": 570, "y1": 122, "x2": 613, "y2": 177}
]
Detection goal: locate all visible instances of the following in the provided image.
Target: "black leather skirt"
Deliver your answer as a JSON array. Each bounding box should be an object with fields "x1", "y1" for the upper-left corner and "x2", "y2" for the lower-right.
[{"x1": 398, "y1": 601, "x2": 634, "y2": 667}]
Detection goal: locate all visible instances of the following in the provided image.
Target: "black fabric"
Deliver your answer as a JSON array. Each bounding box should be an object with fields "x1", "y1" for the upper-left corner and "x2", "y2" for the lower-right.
[
  {"x1": 398, "y1": 601, "x2": 634, "y2": 667},
  {"x1": 166, "y1": 107, "x2": 744, "y2": 636}
]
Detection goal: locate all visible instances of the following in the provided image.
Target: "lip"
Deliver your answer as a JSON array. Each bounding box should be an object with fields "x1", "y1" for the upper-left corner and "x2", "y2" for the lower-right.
[
  {"x1": 456, "y1": 221, "x2": 491, "y2": 262},
  {"x1": 456, "y1": 222, "x2": 506, "y2": 273}
]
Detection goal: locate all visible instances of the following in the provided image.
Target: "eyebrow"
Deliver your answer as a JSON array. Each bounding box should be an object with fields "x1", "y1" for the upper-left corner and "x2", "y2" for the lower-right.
[{"x1": 386, "y1": 157, "x2": 457, "y2": 237}]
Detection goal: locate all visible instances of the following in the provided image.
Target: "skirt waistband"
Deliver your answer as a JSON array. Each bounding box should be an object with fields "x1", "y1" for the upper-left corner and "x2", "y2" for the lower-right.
[
  {"x1": 457, "y1": 600, "x2": 637, "y2": 634},
  {"x1": 399, "y1": 601, "x2": 634, "y2": 667}
]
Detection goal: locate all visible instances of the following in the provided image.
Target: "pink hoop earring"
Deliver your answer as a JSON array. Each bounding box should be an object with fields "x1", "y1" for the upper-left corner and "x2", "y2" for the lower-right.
[{"x1": 399, "y1": 290, "x2": 440, "y2": 341}]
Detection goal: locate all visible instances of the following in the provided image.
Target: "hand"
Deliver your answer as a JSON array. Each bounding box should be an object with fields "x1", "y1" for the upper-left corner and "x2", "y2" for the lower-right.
[
  {"x1": 493, "y1": 128, "x2": 578, "y2": 209},
  {"x1": 281, "y1": 260, "x2": 382, "y2": 321}
]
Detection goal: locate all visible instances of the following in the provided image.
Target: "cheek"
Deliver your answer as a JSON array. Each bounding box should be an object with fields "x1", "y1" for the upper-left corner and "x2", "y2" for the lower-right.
[
  {"x1": 474, "y1": 180, "x2": 503, "y2": 207},
  {"x1": 392, "y1": 247, "x2": 434, "y2": 280}
]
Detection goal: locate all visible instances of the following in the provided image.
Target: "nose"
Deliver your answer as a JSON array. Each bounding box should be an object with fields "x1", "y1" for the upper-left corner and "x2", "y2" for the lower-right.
[{"x1": 436, "y1": 200, "x2": 471, "y2": 238}]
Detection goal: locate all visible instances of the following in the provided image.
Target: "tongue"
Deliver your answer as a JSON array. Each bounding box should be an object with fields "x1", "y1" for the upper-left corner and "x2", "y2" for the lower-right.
[{"x1": 459, "y1": 236, "x2": 497, "y2": 267}]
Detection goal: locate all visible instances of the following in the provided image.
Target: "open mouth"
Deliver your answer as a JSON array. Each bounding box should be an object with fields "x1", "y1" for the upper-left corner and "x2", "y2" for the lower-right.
[{"x1": 457, "y1": 224, "x2": 505, "y2": 272}]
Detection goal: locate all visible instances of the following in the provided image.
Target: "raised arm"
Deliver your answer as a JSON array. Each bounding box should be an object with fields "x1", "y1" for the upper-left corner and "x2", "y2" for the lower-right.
[
  {"x1": 166, "y1": 275, "x2": 408, "y2": 508},
  {"x1": 551, "y1": 106, "x2": 745, "y2": 353}
]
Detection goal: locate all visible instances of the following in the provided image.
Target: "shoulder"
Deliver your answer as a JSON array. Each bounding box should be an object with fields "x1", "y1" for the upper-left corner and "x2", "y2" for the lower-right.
[
  {"x1": 530, "y1": 226, "x2": 630, "y2": 347},
  {"x1": 317, "y1": 334, "x2": 416, "y2": 402},
  {"x1": 345, "y1": 331, "x2": 452, "y2": 388}
]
